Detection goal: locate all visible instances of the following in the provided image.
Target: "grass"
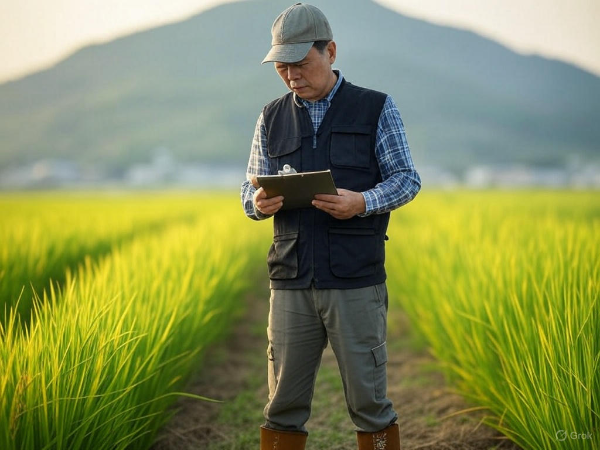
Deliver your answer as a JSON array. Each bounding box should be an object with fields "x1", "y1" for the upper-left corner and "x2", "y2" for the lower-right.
[
  {"x1": 386, "y1": 190, "x2": 599, "y2": 450},
  {"x1": 0, "y1": 192, "x2": 207, "y2": 323},
  {"x1": 1, "y1": 190, "x2": 597, "y2": 450},
  {"x1": 0, "y1": 194, "x2": 271, "y2": 450}
]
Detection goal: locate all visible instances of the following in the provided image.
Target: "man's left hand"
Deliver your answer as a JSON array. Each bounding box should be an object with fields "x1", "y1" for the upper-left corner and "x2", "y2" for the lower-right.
[{"x1": 312, "y1": 189, "x2": 366, "y2": 219}]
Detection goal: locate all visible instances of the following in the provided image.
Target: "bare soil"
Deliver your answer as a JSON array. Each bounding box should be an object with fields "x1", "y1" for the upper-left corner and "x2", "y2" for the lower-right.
[{"x1": 152, "y1": 291, "x2": 521, "y2": 450}]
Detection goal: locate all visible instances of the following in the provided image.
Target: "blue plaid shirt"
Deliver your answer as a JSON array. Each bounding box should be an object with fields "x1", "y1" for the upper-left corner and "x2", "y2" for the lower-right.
[{"x1": 241, "y1": 71, "x2": 420, "y2": 220}]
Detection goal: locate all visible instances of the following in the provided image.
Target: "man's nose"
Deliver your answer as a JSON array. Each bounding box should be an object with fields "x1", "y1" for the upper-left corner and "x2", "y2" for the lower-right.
[{"x1": 287, "y1": 66, "x2": 301, "y2": 80}]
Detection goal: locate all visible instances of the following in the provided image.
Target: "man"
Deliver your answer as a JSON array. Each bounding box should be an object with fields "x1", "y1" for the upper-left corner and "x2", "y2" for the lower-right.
[{"x1": 240, "y1": 3, "x2": 420, "y2": 449}]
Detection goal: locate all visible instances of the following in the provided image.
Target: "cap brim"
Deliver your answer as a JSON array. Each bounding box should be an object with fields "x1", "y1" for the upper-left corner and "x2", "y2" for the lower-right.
[{"x1": 262, "y1": 42, "x2": 314, "y2": 64}]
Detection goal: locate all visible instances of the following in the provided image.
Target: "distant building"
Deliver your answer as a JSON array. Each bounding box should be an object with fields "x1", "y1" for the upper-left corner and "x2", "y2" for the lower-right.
[
  {"x1": 0, "y1": 159, "x2": 80, "y2": 188},
  {"x1": 464, "y1": 165, "x2": 600, "y2": 189},
  {"x1": 1, "y1": 151, "x2": 598, "y2": 190}
]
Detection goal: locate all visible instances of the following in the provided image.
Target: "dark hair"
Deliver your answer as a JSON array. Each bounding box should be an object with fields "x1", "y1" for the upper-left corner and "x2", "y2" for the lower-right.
[{"x1": 312, "y1": 40, "x2": 331, "y2": 53}]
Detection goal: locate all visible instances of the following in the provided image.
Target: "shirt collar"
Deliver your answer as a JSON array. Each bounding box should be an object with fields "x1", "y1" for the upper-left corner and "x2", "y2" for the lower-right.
[{"x1": 293, "y1": 69, "x2": 344, "y2": 108}]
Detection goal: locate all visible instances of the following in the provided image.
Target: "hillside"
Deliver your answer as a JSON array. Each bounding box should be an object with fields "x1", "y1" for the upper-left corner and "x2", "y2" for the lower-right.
[{"x1": 1, "y1": 0, "x2": 599, "y2": 178}]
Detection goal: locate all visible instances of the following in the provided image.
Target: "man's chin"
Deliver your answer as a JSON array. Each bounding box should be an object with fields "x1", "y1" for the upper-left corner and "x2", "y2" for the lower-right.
[{"x1": 291, "y1": 86, "x2": 324, "y2": 102}]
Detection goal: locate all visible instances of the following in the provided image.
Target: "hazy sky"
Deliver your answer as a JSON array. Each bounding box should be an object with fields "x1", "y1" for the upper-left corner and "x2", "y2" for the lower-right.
[{"x1": 1, "y1": 0, "x2": 599, "y2": 84}]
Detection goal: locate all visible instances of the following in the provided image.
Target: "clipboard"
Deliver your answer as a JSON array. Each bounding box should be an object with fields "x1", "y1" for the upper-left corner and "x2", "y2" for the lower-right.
[{"x1": 257, "y1": 170, "x2": 338, "y2": 210}]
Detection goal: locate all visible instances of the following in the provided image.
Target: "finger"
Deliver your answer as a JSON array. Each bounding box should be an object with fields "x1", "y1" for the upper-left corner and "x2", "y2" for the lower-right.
[
  {"x1": 251, "y1": 176, "x2": 260, "y2": 188},
  {"x1": 254, "y1": 187, "x2": 267, "y2": 199},
  {"x1": 313, "y1": 203, "x2": 348, "y2": 220},
  {"x1": 312, "y1": 200, "x2": 337, "y2": 212},
  {"x1": 257, "y1": 197, "x2": 284, "y2": 213},
  {"x1": 257, "y1": 195, "x2": 284, "y2": 206},
  {"x1": 313, "y1": 194, "x2": 341, "y2": 203},
  {"x1": 259, "y1": 201, "x2": 284, "y2": 215}
]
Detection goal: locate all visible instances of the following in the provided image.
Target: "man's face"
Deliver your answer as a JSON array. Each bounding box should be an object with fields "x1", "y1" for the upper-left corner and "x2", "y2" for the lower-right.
[{"x1": 274, "y1": 42, "x2": 337, "y2": 102}]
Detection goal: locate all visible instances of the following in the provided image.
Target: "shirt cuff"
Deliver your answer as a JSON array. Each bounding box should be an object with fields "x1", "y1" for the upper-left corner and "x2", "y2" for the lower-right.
[
  {"x1": 254, "y1": 204, "x2": 272, "y2": 220},
  {"x1": 358, "y1": 191, "x2": 375, "y2": 217}
]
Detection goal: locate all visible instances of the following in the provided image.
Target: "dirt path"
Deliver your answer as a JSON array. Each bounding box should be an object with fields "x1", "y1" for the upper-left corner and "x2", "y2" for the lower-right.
[{"x1": 152, "y1": 289, "x2": 520, "y2": 450}]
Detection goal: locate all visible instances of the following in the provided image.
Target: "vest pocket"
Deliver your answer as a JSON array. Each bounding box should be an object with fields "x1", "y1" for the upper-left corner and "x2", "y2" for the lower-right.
[
  {"x1": 268, "y1": 232, "x2": 299, "y2": 279},
  {"x1": 329, "y1": 228, "x2": 378, "y2": 278},
  {"x1": 330, "y1": 126, "x2": 372, "y2": 170},
  {"x1": 267, "y1": 136, "x2": 301, "y2": 158}
]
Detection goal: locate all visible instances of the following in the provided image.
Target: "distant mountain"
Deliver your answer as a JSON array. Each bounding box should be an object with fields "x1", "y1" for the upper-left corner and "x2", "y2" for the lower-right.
[{"x1": 1, "y1": 0, "x2": 599, "y2": 177}]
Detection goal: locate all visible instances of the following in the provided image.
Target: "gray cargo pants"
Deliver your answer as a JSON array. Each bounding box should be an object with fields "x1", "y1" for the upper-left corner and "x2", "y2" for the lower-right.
[{"x1": 264, "y1": 282, "x2": 398, "y2": 433}]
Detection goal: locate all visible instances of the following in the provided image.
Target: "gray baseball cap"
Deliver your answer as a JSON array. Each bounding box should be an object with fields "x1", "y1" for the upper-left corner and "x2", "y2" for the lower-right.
[{"x1": 262, "y1": 3, "x2": 333, "y2": 64}]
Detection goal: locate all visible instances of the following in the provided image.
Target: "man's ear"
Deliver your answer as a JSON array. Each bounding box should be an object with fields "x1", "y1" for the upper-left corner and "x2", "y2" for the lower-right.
[{"x1": 327, "y1": 41, "x2": 337, "y2": 64}]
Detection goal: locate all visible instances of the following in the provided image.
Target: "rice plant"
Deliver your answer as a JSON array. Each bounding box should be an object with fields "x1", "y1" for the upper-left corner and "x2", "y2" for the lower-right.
[
  {"x1": 387, "y1": 190, "x2": 599, "y2": 450},
  {"x1": 1, "y1": 192, "x2": 209, "y2": 323},
  {"x1": 0, "y1": 195, "x2": 270, "y2": 450}
]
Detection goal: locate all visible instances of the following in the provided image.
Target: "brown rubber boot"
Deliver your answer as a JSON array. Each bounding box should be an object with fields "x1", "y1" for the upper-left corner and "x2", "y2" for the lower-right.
[
  {"x1": 260, "y1": 426, "x2": 308, "y2": 450},
  {"x1": 356, "y1": 423, "x2": 401, "y2": 450}
]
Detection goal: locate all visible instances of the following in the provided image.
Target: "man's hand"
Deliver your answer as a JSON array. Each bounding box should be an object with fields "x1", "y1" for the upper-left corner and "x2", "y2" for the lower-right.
[
  {"x1": 254, "y1": 187, "x2": 284, "y2": 216},
  {"x1": 312, "y1": 189, "x2": 366, "y2": 219}
]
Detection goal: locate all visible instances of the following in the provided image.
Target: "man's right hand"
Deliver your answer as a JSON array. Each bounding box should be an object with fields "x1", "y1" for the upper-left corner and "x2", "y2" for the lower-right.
[{"x1": 253, "y1": 187, "x2": 284, "y2": 216}]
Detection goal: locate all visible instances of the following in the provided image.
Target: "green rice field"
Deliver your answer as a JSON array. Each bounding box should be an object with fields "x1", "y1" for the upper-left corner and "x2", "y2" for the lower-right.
[{"x1": 1, "y1": 190, "x2": 598, "y2": 449}]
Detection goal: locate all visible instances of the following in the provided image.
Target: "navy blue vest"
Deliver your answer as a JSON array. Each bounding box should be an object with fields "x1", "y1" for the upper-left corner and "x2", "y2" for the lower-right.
[{"x1": 263, "y1": 78, "x2": 389, "y2": 289}]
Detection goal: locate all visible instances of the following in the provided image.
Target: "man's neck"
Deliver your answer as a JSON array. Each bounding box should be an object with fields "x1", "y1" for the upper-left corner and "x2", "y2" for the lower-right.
[{"x1": 322, "y1": 70, "x2": 339, "y2": 100}]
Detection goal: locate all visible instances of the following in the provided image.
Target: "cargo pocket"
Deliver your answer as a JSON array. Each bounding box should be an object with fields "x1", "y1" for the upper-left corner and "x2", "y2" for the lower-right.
[
  {"x1": 372, "y1": 342, "x2": 388, "y2": 400},
  {"x1": 268, "y1": 232, "x2": 299, "y2": 279},
  {"x1": 267, "y1": 343, "x2": 278, "y2": 396},
  {"x1": 329, "y1": 228, "x2": 378, "y2": 278}
]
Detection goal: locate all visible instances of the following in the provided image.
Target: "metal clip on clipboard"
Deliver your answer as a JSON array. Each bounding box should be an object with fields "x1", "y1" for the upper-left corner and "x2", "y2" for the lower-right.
[{"x1": 278, "y1": 164, "x2": 297, "y2": 175}]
